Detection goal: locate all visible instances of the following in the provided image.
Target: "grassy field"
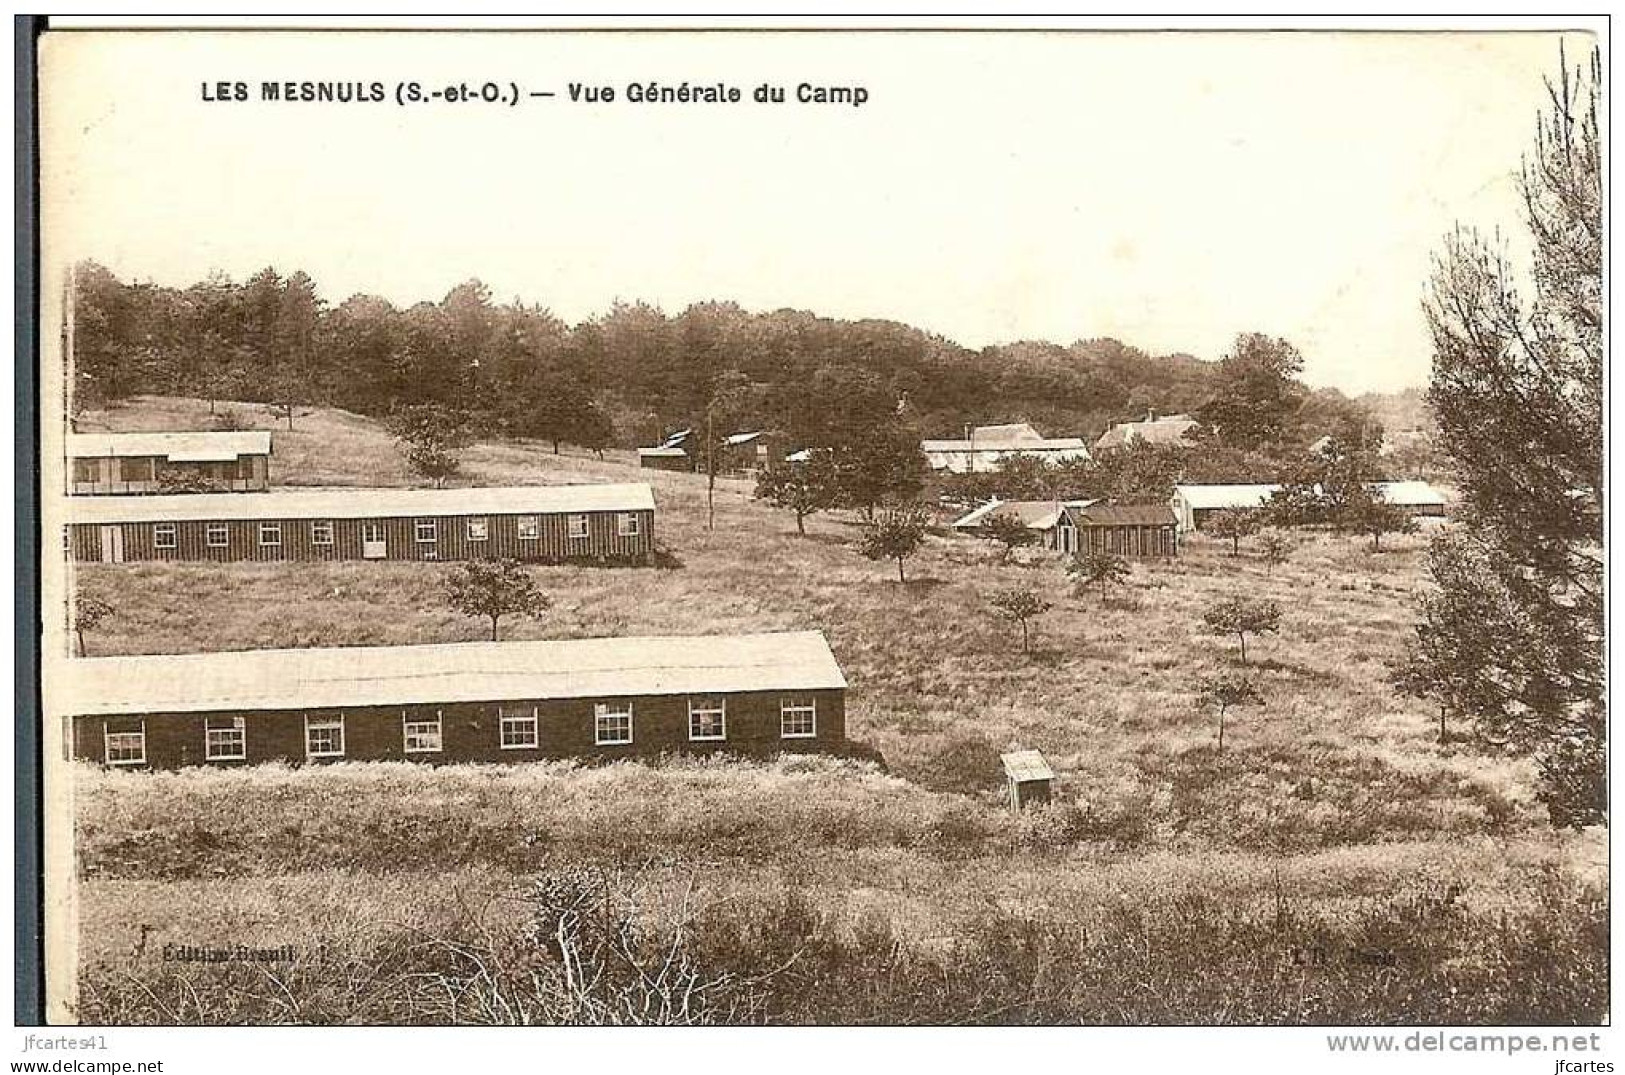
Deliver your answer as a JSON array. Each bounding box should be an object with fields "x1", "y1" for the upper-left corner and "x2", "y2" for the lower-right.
[{"x1": 63, "y1": 397, "x2": 1607, "y2": 1024}]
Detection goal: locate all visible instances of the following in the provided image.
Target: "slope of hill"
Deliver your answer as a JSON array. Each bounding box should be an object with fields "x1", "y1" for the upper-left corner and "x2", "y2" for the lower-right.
[{"x1": 61, "y1": 397, "x2": 1604, "y2": 1025}]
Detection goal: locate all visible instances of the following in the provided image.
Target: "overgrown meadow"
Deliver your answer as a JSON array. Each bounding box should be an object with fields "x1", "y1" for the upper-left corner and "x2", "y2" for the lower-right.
[{"x1": 65, "y1": 398, "x2": 1607, "y2": 1024}]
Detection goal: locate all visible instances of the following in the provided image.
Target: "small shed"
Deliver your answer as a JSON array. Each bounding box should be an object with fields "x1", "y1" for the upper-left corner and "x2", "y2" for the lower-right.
[
  {"x1": 637, "y1": 446, "x2": 691, "y2": 472},
  {"x1": 1061, "y1": 503, "x2": 1179, "y2": 558},
  {"x1": 1001, "y1": 749, "x2": 1055, "y2": 811}
]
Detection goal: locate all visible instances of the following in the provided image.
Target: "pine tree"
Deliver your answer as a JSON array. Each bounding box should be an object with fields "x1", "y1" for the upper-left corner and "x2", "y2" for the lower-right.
[{"x1": 1412, "y1": 46, "x2": 1602, "y2": 827}]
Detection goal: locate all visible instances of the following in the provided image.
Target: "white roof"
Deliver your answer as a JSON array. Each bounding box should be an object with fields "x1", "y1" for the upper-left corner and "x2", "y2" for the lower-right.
[
  {"x1": 1094, "y1": 415, "x2": 1200, "y2": 450},
  {"x1": 1001, "y1": 749, "x2": 1054, "y2": 782},
  {"x1": 922, "y1": 437, "x2": 1089, "y2": 454},
  {"x1": 66, "y1": 483, "x2": 655, "y2": 525},
  {"x1": 64, "y1": 631, "x2": 847, "y2": 717},
  {"x1": 1172, "y1": 483, "x2": 1282, "y2": 510},
  {"x1": 1373, "y1": 480, "x2": 1447, "y2": 507},
  {"x1": 637, "y1": 446, "x2": 688, "y2": 458},
  {"x1": 951, "y1": 498, "x2": 1097, "y2": 530},
  {"x1": 724, "y1": 431, "x2": 763, "y2": 446},
  {"x1": 68, "y1": 431, "x2": 272, "y2": 462}
]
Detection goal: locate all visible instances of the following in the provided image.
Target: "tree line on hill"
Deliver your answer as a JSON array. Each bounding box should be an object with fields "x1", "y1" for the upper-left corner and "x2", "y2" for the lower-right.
[{"x1": 69, "y1": 260, "x2": 1406, "y2": 465}]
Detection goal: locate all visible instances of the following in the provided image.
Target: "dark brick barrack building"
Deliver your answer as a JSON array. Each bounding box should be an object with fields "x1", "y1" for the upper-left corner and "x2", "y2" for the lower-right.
[
  {"x1": 66, "y1": 483, "x2": 656, "y2": 565},
  {"x1": 68, "y1": 631, "x2": 849, "y2": 770}
]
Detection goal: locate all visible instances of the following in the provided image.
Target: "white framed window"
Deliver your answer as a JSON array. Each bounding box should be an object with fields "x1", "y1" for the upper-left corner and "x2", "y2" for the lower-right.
[
  {"x1": 104, "y1": 724, "x2": 146, "y2": 766},
  {"x1": 153, "y1": 523, "x2": 177, "y2": 549},
  {"x1": 403, "y1": 711, "x2": 443, "y2": 754},
  {"x1": 206, "y1": 523, "x2": 229, "y2": 548},
  {"x1": 311, "y1": 520, "x2": 335, "y2": 545},
  {"x1": 617, "y1": 513, "x2": 641, "y2": 537},
  {"x1": 467, "y1": 517, "x2": 489, "y2": 542},
  {"x1": 259, "y1": 522, "x2": 282, "y2": 547},
  {"x1": 780, "y1": 696, "x2": 817, "y2": 739},
  {"x1": 305, "y1": 714, "x2": 345, "y2": 758},
  {"x1": 205, "y1": 716, "x2": 246, "y2": 761},
  {"x1": 688, "y1": 696, "x2": 726, "y2": 742},
  {"x1": 517, "y1": 515, "x2": 540, "y2": 541},
  {"x1": 499, "y1": 705, "x2": 539, "y2": 749},
  {"x1": 568, "y1": 514, "x2": 590, "y2": 540},
  {"x1": 594, "y1": 701, "x2": 633, "y2": 746},
  {"x1": 415, "y1": 519, "x2": 438, "y2": 544}
]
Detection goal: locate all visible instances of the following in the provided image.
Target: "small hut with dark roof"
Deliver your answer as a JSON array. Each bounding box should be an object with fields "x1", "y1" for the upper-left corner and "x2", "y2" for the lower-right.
[
  {"x1": 1000, "y1": 749, "x2": 1055, "y2": 811},
  {"x1": 1060, "y1": 503, "x2": 1179, "y2": 558}
]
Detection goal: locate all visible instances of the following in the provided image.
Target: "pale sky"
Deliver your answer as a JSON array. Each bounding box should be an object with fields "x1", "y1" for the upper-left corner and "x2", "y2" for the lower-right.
[{"x1": 40, "y1": 30, "x2": 1591, "y2": 393}]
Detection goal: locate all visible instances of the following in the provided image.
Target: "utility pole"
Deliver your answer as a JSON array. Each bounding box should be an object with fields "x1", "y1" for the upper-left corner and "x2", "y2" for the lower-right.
[{"x1": 706, "y1": 399, "x2": 716, "y2": 531}]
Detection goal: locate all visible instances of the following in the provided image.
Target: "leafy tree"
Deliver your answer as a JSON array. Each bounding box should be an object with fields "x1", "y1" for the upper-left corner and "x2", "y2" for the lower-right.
[
  {"x1": 1206, "y1": 508, "x2": 1260, "y2": 556},
  {"x1": 858, "y1": 507, "x2": 929, "y2": 583},
  {"x1": 1344, "y1": 489, "x2": 1419, "y2": 550},
  {"x1": 509, "y1": 370, "x2": 612, "y2": 455},
  {"x1": 1197, "y1": 333, "x2": 1309, "y2": 450},
  {"x1": 988, "y1": 454, "x2": 1061, "y2": 500},
  {"x1": 1256, "y1": 530, "x2": 1293, "y2": 574},
  {"x1": 1197, "y1": 673, "x2": 1262, "y2": 754},
  {"x1": 386, "y1": 404, "x2": 473, "y2": 488},
  {"x1": 443, "y1": 558, "x2": 550, "y2": 641},
  {"x1": 1068, "y1": 548, "x2": 1130, "y2": 602},
  {"x1": 753, "y1": 452, "x2": 838, "y2": 535},
  {"x1": 988, "y1": 587, "x2": 1053, "y2": 654},
  {"x1": 1414, "y1": 47, "x2": 1602, "y2": 826},
  {"x1": 572, "y1": 399, "x2": 616, "y2": 458},
  {"x1": 1389, "y1": 649, "x2": 1455, "y2": 744},
  {"x1": 829, "y1": 421, "x2": 927, "y2": 520},
  {"x1": 981, "y1": 511, "x2": 1036, "y2": 563},
  {"x1": 72, "y1": 594, "x2": 115, "y2": 657},
  {"x1": 1201, "y1": 596, "x2": 1281, "y2": 664},
  {"x1": 1102, "y1": 440, "x2": 1188, "y2": 504},
  {"x1": 264, "y1": 370, "x2": 306, "y2": 430}
]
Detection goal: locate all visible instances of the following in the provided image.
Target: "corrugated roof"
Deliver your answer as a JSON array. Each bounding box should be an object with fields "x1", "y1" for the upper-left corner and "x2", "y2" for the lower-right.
[
  {"x1": 67, "y1": 431, "x2": 273, "y2": 461},
  {"x1": 66, "y1": 483, "x2": 656, "y2": 525},
  {"x1": 1068, "y1": 503, "x2": 1178, "y2": 527},
  {"x1": 64, "y1": 631, "x2": 847, "y2": 717},
  {"x1": 1001, "y1": 749, "x2": 1054, "y2": 782},
  {"x1": 1172, "y1": 484, "x2": 1282, "y2": 510}
]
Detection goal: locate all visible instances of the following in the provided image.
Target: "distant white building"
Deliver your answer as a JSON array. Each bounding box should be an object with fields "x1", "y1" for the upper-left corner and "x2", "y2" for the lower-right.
[
  {"x1": 1094, "y1": 413, "x2": 1200, "y2": 452},
  {"x1": 1169, "y1": 483, "x2": 1282, "y2": 532},
  {"x1": 1171, "y1": 479, "x2": 1449, "y2": 532},
  {"x1": 1371, "y1": 480, "x2": 1449, "y2": 516},
  {"x1": 921, "y1": 422, "x2": 1090, "y2": 474}
]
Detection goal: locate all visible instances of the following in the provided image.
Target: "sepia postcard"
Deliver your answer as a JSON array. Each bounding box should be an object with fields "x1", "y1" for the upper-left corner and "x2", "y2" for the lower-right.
[{"x1": 20, "y1": 15, "x2": 1611, "y2": 1069}]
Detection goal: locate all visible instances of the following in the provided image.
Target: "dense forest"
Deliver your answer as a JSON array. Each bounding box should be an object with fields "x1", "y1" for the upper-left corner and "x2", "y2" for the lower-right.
[{"x1": 68, "y1": 262, "x2": 1410, "y2": 456}]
